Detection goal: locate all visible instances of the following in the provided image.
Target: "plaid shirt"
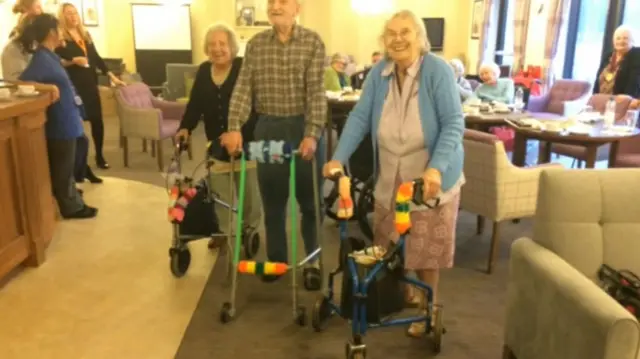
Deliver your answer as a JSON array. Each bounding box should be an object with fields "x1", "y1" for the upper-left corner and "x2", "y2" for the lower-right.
[{"x1": 228, "y1": 25, "x2": 327, "y2": 139}]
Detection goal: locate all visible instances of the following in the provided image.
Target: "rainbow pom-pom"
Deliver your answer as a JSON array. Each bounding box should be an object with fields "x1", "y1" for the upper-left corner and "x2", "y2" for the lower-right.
[
  {"x1": 394, "y1": 182, "x2": 414, "y2": 235},
  {"x1": 237, "y1": 260, "x2": 289, "y2": 276}
]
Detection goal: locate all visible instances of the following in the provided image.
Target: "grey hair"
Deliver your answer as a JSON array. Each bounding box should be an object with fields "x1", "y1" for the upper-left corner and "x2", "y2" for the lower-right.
[
  {"x1": 449, "y1": 59, "x2": 465, "y2": 74},
  {"x1": 203, "y1": 22, "x2": 239, "y2": 57},
  {"x1": 478, "y1": 62, "x2": 500, "y2": 78},
  {"x1": 380, "y1": 10, "x2": 431, "y2": 59},
  {"x1": 331, "y1": 52, "x2": 346, "y2": 64},
  {"x1": 614, "y1": 25, "x2": 636, "y2": 46}
]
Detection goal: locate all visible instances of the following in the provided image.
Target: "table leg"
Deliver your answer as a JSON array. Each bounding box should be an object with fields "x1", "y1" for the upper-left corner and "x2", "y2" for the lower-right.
[
  {"x1": 537, "y1": 141, "x2": 552, "y2": 164},
  {"x1": 608, "y1": 141, "x2": 620, "y2": 168},
  {"x1": 512, "y1": 132, "x2": 528, "y2": 167},
  {"x1": 585, "y1": 145, "x2": 598, "y2": 168}
]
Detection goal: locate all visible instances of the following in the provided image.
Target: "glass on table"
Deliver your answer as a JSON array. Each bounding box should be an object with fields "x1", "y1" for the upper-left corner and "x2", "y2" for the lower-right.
[{"x1": 621, "y1": 110, "x2": 639, "y2": 130}]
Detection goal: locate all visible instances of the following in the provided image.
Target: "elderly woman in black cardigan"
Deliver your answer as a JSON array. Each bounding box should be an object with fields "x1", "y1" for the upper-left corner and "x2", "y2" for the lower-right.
[
  {"x1": 175, "y1": 23, "x2": 262, "y2": 249},
  {"x1": 594, "y1": 25, "x2": 640, "y2": 109}
]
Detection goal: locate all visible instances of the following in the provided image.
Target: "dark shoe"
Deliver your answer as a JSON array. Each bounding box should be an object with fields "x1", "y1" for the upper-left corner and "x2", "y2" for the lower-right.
[
  {"x1": 86, "y1": 166, "x2": 103, "y2": 184},
  {"x1": 63, "y1": 205, "x2": 98, "y2": 219},
  {"x1": 96, "y1": 156, "x2": 110, "y2": 169}
]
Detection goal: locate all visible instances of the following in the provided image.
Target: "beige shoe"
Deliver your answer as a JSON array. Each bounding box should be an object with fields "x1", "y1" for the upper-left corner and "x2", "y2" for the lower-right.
[{"x1": 406, "y1": 310, "x2": 429, "y2": 338}]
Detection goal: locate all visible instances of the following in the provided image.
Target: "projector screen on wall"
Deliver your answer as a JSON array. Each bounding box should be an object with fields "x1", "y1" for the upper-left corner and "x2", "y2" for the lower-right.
[{"x1": 132, "y1": 4, "x2": 191, "y2": 51}]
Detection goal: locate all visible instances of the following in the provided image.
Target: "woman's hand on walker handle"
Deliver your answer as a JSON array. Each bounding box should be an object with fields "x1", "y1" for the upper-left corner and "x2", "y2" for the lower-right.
[
  {"x1": 422, "y1": 168, "x2": 442, "y2": 203},
  {"x1": 220, "y1": 131, "x2": 243, "y2": 155},
  {"x1": 323, "y1": 160, "x2": 344, "y2": 178}
]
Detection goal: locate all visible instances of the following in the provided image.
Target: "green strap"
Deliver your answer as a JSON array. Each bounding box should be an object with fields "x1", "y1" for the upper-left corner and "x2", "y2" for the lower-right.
[
  {"x1": 290, "y1": 154, "x2": 297, "y2": 267},
  {"x1": 233, "y1": 153, "x2": 247, "y2": 266}
]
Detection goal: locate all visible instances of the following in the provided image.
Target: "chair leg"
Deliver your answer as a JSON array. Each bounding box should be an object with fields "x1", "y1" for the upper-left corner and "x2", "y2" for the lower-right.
[
  {"x1": 156, "y1": 140, "x2": 164, "y2": 171},
  {"x1": 476, "y1": 215, "x2": 485, "y2": 235},
  {"x1": 487, "y1": 221, "x2": 501, "y2": 274},
  {"x1": 151, "y1": 141, "x2": 156, "y2": 157},
  {"x1": 142, "y1": 139, "x2": 147, "y2": 153},
  {"x1": 123, "y1": 137, "x2": 129, "y2": 167},
  {"x1": 502, "y1": 345, "x2": 517, "y2": 359}
]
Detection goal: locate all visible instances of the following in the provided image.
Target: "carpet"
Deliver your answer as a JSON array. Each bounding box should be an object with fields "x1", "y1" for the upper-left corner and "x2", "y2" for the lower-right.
[{"x1": 174, "y1": 213, "x2": 532, "y2": 359}]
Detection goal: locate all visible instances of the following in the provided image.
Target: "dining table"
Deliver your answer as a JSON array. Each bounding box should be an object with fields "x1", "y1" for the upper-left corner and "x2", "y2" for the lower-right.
[{"x1": 326, "y1": 97, "x2": 358, "y2": 159}]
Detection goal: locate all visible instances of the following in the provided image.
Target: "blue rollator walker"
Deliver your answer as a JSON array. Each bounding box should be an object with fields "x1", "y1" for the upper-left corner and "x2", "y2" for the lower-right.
[
  {"x1": 312, "y1": 171, "x2": 445, "y2": 358},
  {"x1": 219, "y1": 140, "x2": 324, "y2": 326}
]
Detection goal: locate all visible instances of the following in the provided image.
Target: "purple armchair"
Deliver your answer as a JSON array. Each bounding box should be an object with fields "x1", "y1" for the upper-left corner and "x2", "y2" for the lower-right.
[
  {"x1": 527, "y1": 79, "x2": 591, "y2": 119},
  {"x1": 552, "y1": 94, "x2": 634, "y2": 167},
  {"x1": 115, "y1": 83, "x2": 188, "y2": 171}
]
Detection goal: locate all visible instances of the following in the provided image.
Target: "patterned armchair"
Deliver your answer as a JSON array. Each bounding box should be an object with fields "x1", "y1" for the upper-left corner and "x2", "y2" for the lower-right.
[
  {"x1": 552, "y1": 94, "x2": 634, "y2": 167},
  {"x1": 527, "y1": 79, "x2": 591, "y2": 119},
  {"x1": 115, "y1": 83, "x2": 189, "y2": 171},
  {"x1": 461, "y1": 129, "x2": 563, "y2": 273},
  {"x1": 504, "y1": 169, "x2": 640, "y2": 359}
]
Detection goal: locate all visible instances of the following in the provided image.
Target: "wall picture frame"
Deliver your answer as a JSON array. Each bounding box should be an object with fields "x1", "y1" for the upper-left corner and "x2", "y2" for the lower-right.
[
  {"x1": 471, "y1": 0, "x2": 484, "y2": 40},
  {"x1": 81, "y1": 0, "x2": 99, "y2": 27}
]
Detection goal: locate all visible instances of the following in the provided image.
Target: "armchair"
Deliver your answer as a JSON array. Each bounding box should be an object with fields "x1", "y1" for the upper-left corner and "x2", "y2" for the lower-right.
[
  {"x1": 460, "y1": 129, "x2": 563, "y2": 274},
  {"x1": 161, "y1": 63, "x2": 199, "y2": 102},
  {"x1": 552, "y1": 94, "x2": 634, "y2": 167},
  {"x1": 115, "y1": 83, "x2": 189, "y2": 171},
  {"x1": 526, "y1": 79, "x2": 591, "y2": 119},
  {"x1": 504, "y1": 169, "x2": 640, "y2": 359}
]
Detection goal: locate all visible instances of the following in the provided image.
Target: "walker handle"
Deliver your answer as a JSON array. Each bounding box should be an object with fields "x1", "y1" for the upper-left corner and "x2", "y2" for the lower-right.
[{"x1": 412, "y1": 178, "x2": 440, "y2": 208}]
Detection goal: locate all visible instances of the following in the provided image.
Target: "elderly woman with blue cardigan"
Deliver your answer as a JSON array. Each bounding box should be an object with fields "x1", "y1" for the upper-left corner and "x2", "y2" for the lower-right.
[
  {"x1": 471, "y1": 62, "x2": 515, "y2": 104},
  {"x1": 323, "y1": 10, "x2": 464, "y2": 337}
]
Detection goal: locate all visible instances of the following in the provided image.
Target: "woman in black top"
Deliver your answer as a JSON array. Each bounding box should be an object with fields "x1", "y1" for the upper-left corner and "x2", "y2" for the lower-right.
[
  {"x1": 593, "y1": 25, "x2": 640, "y2": 102},
  {"x1": 176, "y1": 23, "x2": 261, "y2": 249},
  {"x1": 56, "y1": 3, "x2": 124, "y2": 170}
]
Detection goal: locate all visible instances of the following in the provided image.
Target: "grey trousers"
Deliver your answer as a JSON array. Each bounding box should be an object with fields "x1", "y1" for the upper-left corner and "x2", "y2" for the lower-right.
[
  {"x1": 46, "y1": 138, "x2": 85, "y2": 216},
  {"x1": 253, "y1": 115, "x2": 325, "y2": 264},
  {"x1": 208, "y1": 165, "x2": 262, "y2": 234}
]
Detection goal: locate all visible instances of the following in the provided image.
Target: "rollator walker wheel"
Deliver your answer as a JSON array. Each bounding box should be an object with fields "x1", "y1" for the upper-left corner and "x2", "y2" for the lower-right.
[
  {"x1": 242, "y1": 231, "x2": 260, "y2": 259},
  {"x1": 431, "y1": 305, "x2": 445, "y2": 353},
  {"x1": 311, "y1": 296, "x2": 332, "y2": 332},
  {"x1": 345, "y1": 342, "x2": 367, "y2": 359},
  {"x1": 220, "y1": 302, "x2": 235, "y2": 324},
  {"x1": 169, "y1": 246, "x2": 191, "y2": 278},
  {"x1": 303, "y1": 267, "x2": 322, "y2": 291}
]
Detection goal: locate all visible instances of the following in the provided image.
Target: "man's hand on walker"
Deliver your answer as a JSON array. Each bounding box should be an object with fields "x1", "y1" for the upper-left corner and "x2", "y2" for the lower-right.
[
  {"x1": 220, "y1": 131, "x2": 243, "y2": 155},
  {"x1": 422, "y1": 168, "x2": 442, "y2": 202},
  {"x1": 322, "y1": 160, "x2": 343, "y2": 178},
  {"x1": 298, "y1": 136, "x2": 317, "y2": 161}
]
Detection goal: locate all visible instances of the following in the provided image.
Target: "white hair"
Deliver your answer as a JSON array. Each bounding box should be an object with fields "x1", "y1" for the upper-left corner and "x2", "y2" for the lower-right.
[
  {"x1": 478, "y1": 62, "x2": 500, "y2": 78},
  {"x1": 203, "y1": 23, "x2": 239, "y2": 57},
  {"x1": 449, "y1": 59, "x2": 465, "y2": 74},
  {"x1": 380, "y1": 10, "x2": 431, "y2": 58},
  {"x1": 614, "y1": 25, "x2": 636, "y2": 46}
]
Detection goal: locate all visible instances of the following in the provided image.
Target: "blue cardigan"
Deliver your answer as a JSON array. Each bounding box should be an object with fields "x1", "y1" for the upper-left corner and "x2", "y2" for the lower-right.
[
  {"x1": 332, "y1": 53, "x2": 465, "y2": 192},
  {"x1": 472, "y1": 78, "x2": 515, "y2": 104}
]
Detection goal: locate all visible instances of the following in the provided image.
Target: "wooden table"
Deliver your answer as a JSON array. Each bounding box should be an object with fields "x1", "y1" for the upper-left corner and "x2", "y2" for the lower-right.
[
  {"x1": 464, "y1": 111, "x2": 530, "y2": 130},
  {"x1": 509, "y1": 122, "x2": 640, "y2": 168},
  {"x1": 326, "y1": 98, "x2": 358, "y2": 159},
  {"x1": 0, "y1": 89, "x2": 57, "y2": 282}
]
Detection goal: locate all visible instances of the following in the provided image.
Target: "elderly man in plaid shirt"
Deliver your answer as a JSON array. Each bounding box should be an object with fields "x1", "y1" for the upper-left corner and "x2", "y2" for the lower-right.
[{"x1": 222, "y1": 0, "x2": 327, "y2": 286}]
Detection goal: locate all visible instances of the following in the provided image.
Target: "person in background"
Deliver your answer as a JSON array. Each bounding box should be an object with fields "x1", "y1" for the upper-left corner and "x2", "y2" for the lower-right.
[
  {"x1": 594, "y1": 25, "x2": 640, "y2": 106},
  {"x1": 175, "y1": 23, "x2": 262, "y2": 249},
  {"x1": 469, "y1": 62, "x2": 515, "y2": 104},
  {"x1": 1, "y1": 0, "x2": 42, "y2": 81},
  {"x1": 351, "y1": 51, "x2": 382, "y2": 90},
  {"x1": 222, "y1": 0, "x2": 326, "y2": 286},
  {"x1": 17, "y1": 13, "x2": 98, "y2": 219},
  {"x1": 324, "y1": 53, "x2": 350, "y2": 91},
  {"x1": 323, "y1": 9, "x2": 464, "y2": 337},
  {"x1": 56, "y1": 2, "x2": 125, "y2": 170},
  {"x1": 449, "y1": 58, "x2": 473, "y2": 101}
]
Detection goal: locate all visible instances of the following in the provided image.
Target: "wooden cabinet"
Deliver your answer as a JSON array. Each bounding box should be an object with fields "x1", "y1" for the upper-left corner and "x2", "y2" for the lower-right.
[{"x1": 0, "y1": 92, "x2": 56, "y2": 281}]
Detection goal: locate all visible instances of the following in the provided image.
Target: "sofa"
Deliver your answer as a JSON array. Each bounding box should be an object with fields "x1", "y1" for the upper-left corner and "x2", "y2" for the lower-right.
[{"x1": 503, "y1": 169, "x2": 640, "y2": 359}]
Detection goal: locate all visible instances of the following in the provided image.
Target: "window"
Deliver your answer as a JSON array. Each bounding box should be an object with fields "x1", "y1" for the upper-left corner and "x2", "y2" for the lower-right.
[
  {"x1": 622, "y1": 0, "x2": 640, "y2": 38},
  {"x1": 563, "y1": 0, "x2": 611, "y2": 84},
  {"x1": 494, "y1": 0, "x2": 515, "y2": 66}
]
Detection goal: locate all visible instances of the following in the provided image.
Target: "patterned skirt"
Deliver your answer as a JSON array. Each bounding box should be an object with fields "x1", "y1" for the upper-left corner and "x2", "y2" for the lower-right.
[{"x1": 373, "y1": 177, "x2": 460, "y2": 270}]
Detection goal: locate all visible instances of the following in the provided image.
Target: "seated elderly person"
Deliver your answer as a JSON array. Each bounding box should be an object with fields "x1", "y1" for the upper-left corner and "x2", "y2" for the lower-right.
[
  {"x1": 324, "y1": 53, "x2": 351, "y2": 91},
  {"x1": 449, "y1": 58, "x2": 473, "y2": 101},
  {"x1": 470, "y1": 62, "x2": 515, "y2": 104}
]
